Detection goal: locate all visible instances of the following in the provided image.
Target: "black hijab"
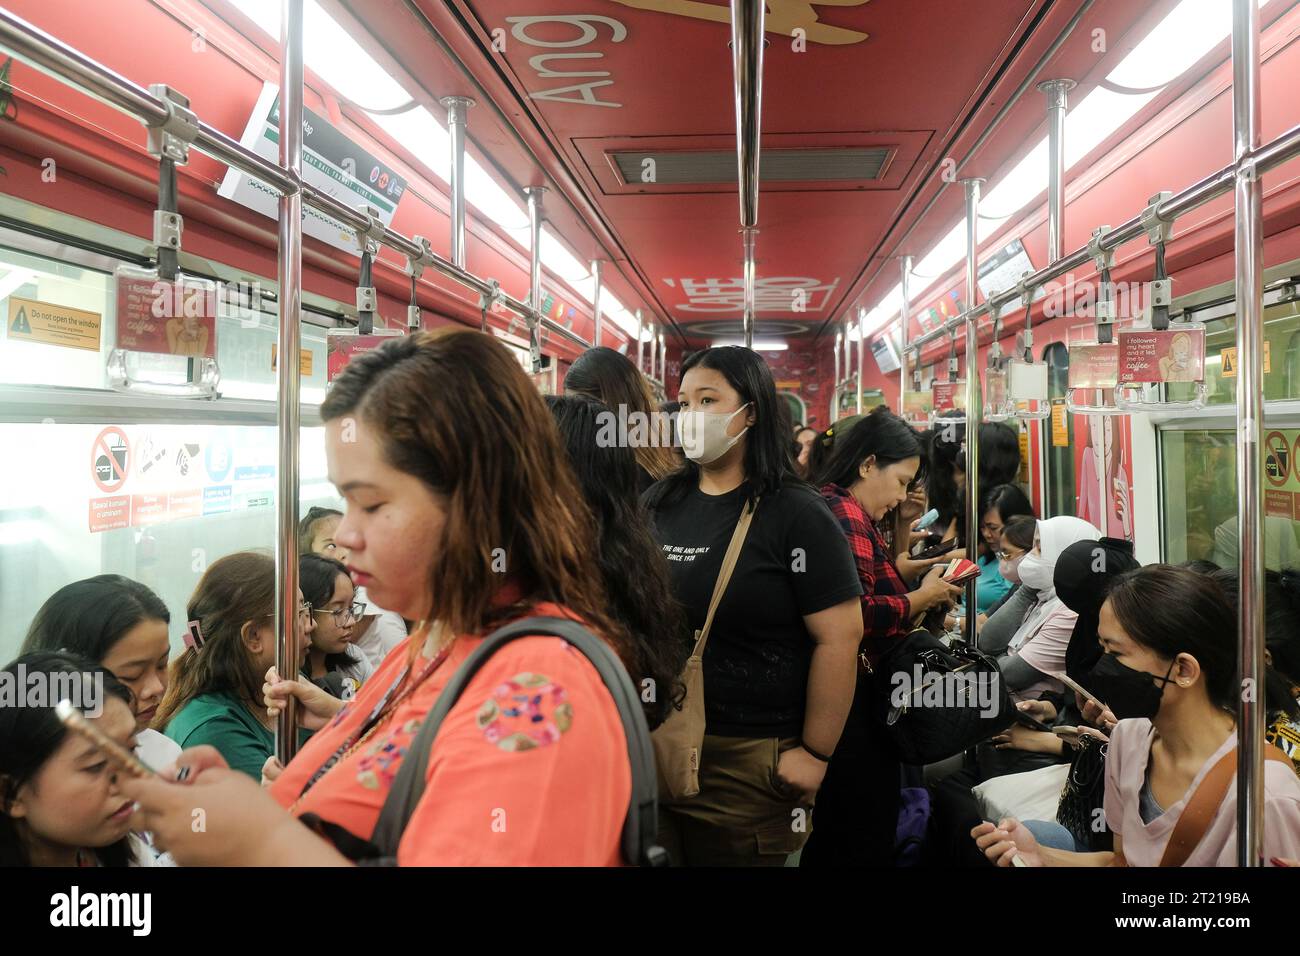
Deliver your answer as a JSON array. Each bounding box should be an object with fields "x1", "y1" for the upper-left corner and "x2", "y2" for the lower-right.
[{"x1": 1057, "y1": 536, "x2": 1141, "y2": 683}]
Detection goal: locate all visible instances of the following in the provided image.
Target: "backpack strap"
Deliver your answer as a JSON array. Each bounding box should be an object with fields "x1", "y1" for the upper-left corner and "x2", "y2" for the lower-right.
[
  {"x1": 369, "y1": 615, "x2": 667, "y2": 866},
  {"x1": 1159, "y1": 742, "x2": 1291, "y2": 867}
]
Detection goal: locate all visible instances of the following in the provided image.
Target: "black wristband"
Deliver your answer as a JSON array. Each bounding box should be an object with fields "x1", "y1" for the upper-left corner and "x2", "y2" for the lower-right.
[{"x1": 801, "y1": 741, "x2": 834, "y2": 763}]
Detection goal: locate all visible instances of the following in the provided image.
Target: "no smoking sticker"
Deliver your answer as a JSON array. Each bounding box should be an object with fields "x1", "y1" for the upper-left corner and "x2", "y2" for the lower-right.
[
  {"x1": 1265, "y1": 431, "x2": 1289, "y2": 488},
  {"x1": 92, "y1": 427, "x2": 130, "y2": 494}
]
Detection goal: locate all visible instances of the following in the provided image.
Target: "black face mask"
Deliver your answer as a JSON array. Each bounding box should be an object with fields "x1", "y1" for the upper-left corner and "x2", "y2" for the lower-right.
[{"x1": 1085, "y1": 653, "x2": 1177, "y2": 721}]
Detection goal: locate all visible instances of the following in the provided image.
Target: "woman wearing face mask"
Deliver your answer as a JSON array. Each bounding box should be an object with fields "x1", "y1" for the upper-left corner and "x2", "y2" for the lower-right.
[
  {"x1": 800, "y1": 407, "x2": 962, "y2": 866},
  {"x1": 644, "y1": 346, "x2": 865, "y2": 866},
  {"x1": 974, "y1": 565, "x2": 1300, "y2": 866}
]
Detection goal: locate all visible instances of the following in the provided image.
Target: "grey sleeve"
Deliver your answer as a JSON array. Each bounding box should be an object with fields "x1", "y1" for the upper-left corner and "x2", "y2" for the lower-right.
[
  {"x1": 996, "y1": 651, "x2": 1049, "y2": 693},
  {"x1": 978, "y1": 587, "x2": 1035, "y2": 657}
]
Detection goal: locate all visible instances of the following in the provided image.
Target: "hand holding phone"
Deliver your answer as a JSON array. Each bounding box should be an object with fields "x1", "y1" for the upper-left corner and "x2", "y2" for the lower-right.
[
  {"x1": 913, "y1": 508, "x2": 940, "y2": 532},
  {"x1": 913, "y1": 537, "x2": 958, "y2": 561}
]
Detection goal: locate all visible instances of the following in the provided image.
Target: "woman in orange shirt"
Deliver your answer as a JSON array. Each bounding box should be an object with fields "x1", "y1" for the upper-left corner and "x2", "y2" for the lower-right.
[{"x1": 122, "y1": 328, "x2": 675, "y2": 866}]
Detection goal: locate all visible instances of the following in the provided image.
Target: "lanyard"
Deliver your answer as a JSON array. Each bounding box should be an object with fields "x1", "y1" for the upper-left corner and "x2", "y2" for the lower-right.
[{"x1": 296, "y1": 644, "x2": 451, "y2": 800}]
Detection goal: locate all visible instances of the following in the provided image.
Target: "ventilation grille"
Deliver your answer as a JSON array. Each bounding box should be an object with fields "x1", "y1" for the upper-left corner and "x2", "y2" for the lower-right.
[{"x1": 611, "y1": 147, "x2": 891, "y2": 185}]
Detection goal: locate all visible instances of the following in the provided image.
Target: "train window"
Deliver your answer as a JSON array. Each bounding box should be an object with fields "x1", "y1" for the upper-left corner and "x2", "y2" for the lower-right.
[
  {"x1": 1160, "y1": 428, "x2": 1300, "y2": 569},
  {"x1": 0, "y1": 420, "x2": 339, "y2": 662},
  {"x1": 1, "y1": 246, "x2": 114, "y2": 390},
  {"x1": 1041, "y1": 341, "x2": 1075, "y2": 517},
  {"x1": 1195, "y1": 299, "x2": 1300, "y2": 405}
]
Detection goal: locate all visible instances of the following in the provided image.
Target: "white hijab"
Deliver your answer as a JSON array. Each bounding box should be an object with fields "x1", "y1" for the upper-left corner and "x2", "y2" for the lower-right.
[{"x1": 1008, "y1": 515, "x2": 1100, "y2": 650}]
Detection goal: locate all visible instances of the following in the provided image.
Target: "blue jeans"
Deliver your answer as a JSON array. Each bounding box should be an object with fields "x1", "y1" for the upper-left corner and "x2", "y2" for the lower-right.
[{"x1": 1022, "y1": 819, "x2": 1087, "y2": 853}]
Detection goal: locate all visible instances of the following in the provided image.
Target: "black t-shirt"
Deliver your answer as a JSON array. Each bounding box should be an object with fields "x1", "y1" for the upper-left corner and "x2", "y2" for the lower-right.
[{"x1": 645, "y1": 479, "x2": 863, "y2": 737}]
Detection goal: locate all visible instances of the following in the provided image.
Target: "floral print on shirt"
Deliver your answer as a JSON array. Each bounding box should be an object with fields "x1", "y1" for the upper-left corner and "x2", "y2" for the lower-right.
[
  {"x1": 477, "y1": 673, "x2": 572, "y2": 752},
  {"x1": 355, "y1": 717, "x2": 422, "y2": 791}
]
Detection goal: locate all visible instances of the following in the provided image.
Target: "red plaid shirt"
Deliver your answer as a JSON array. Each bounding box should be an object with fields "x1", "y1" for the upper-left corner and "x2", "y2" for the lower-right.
[{"x1": 820, "y1": 483, "x2": 913, "y2": 667}]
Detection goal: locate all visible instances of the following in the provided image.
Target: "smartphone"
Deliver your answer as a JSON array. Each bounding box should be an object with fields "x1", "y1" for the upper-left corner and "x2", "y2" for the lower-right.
[
  {"x1": 1057, "y1": 672, "x2": 1105, "y2": 710},
  {"x1": 913, "y1": 508, "x2": 940, "y2": 532},
  {"x1": 913, "y1": 537, "x2": 957, "y2": 561},
  {"x1": 55, "y1": 699, "x2": 157, "y2": 778},
  {"x1": 1013, "y1": 709, "x2": 1055, "y2": 734}
]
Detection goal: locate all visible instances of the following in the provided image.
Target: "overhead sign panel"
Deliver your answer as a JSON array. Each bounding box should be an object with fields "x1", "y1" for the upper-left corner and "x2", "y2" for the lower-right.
[{"x1": 218, "y1": 82, "x2": 408, "y2": 255}]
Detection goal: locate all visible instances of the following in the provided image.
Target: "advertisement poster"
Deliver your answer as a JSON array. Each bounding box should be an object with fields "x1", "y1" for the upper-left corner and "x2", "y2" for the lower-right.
[
  {"x1": 1117, "y1": 327, "x2": 1205, "y2": 384},
  {"x1": 1074, "y1": 413, "x2": 1134, "y2": 540},
  {"x1": 114, "y1": 273, "x2": 217, "y2": 358},
  {"x1": 932, "y1": 381, "x2": 966, "y2": 413},
  {"x1": 1067, "y1": 343, "x2": 1119, "y2": 389},
  {"x1": 326, "y1": 330, "x2": 403, "y2": 382},
  {"x1": 902, "y1": 390, "x2": 932, "y2": 424}
]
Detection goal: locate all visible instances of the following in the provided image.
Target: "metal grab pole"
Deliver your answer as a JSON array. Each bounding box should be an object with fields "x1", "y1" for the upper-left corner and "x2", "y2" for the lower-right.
[
  {"x1": 659, "y1": 332, "x2": 667, "y2": 388},
  {"x1": 1039, "y1": 80, "x2": 1075, "y2": 264},
  {"x1": 635, "y1": 309, "x2": 644, "y2": 371},
  {"x1": 899, "y1": 255, "x2": 913, "y2": 414},
  {"x1": 441, "y1": 96, "x2": 474, "y2": 270},
  {"x1": 1232, "y1": 0, "x2": 1265, "y2": 868},
  {"x1": 649, "y1": 322, "x2": 658, "y2": 380},
  {"x1": 524, "y1": 187, "x2": 545, "y2": 373},
  {"x1": 742, "y1": 227, "x2": 757, "y2": 349},
  {"x1": 856, "y1": 308, "x2": 865, "y2": 414},
  {"x1": 962, "y1": 179, "x2": 984, "y2": 648},
  {"x1": 591, "y1": 259, "x2": 603, "y2": 348},
  {"x1": 833, "y1": 331, "x2": 842, "y2": 420},
  {"x1": 274, "y1": 0, "x2": 304, "y2": 764},
  {"x1": 730, "y1": 0, "x2": 765, "y2": 229}
]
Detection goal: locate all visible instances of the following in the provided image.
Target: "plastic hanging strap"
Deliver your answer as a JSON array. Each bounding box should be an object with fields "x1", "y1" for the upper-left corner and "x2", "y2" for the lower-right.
[
  {"x1": 1098, "y1": 262, "x2": 1114, "y2": 344},
  {"x1": 408, "y1": 275, "x2": 420, "y2": 332},
  {"x1": 1152, "y1": 241, "x2": 1170, "y2": 331},
  {"x1": 157, "y1": 158, "x2": 179, "y2": 281},
  {"x1": 358, "y1": 250, "x2": 374, "y2": 336}
]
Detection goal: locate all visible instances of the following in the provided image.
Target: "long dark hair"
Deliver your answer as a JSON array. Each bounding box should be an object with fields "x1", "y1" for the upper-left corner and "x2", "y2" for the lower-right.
[
  {"x1": 1103, "y1": 565, "x2": 1236, "y2": 712},
  {"x1": 153, "y1": 551, "x2": 275, "y2": 731},
  {"x1": 319, "y1": 328, "x2": 637, "y2": 675},
  {"x1": 814, "y1": 406, "x2": 926, "y2": 491},
  {"x1": 1209, "y1": 567, "x2": 1300, "y2": 719},
  {"x1": 22, "y1": 575, "x2": 171, "y2": 662},
  {"x1": 0, "y1": 652, "x2": 134, "y2": 867},
  {"x1": 564, "y1": 346, "x2": 677, "y2": 482},
  {"x1": 545, "y1": 395, "x2": 688, "y2": 727},
  {"x1": 645, "y1": 346, "x2": 796, "y2": 510}
]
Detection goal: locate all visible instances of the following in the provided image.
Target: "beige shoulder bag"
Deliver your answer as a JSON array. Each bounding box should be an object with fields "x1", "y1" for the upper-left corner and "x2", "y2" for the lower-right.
[{"x1": 652, "y1": 498, "x2": 758, "y2": 801}]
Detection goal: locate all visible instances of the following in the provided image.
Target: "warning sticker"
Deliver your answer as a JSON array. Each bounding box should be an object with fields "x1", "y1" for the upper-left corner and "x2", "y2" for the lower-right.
[
  {"x1": 89, "y1": 496, "x2": 131, "y2": 533},
  {"x1": 92, "y1": 427, "x2": 130, "y2": 494},
  {"x1": 7, "y1": 296, "x2": 102, "y2": 351},
  {"x1": 271, "y1": 345, "x2": 314, "y2": 377},
  {"x1": 1220, "y1": 342, "x2": 1271, "y2": 378},
  {"x1": 1265, "y1": 431, "x2": 1290, "y2": 488}
]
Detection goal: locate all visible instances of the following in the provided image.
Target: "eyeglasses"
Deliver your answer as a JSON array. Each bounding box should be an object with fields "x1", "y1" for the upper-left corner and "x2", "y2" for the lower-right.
[
  {"x1": 995, "y1": 550, "x2": 1023, "y2": 561},
  {"x1": 262, "y1": 602, "x2": 312, "y2": 624},
  {"x1": 313, "y1": 601, "x2": 367, "y2": 625}
]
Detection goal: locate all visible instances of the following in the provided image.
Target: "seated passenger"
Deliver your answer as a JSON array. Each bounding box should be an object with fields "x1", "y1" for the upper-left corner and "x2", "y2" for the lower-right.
[
  {"x1": 22, "y1": 574, "x2": 181, "y2": 772},
  {"x1": 154, "y1": 551, "x2": 314, "y2": 780},
  {"x1": 299, "y1": 553, "x2": 373, "y2": 700},
  {"x1": 0, "y1": 652, "x2": 152, "y2": 866},
  {"x1": 544, "y1": 394, "x2": 688, "y2": 730},
  {"x1": 300, "y1": 506, "x2": 408, "y2": 668},
  {"x1": 120, "y1": 329, "x2": 663, "y2": 866},
  {"x1": 974, "y1": 565, "x2": 1300, "y2": 866},
  {"x1": 970, "y1": 484, "x2": 1035, "y2": 615}
]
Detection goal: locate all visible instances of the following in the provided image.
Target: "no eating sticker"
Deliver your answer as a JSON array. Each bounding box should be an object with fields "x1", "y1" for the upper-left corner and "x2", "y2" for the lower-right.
[{"x1": 92, "y1": 427, "x2": 130, "y2": 494}]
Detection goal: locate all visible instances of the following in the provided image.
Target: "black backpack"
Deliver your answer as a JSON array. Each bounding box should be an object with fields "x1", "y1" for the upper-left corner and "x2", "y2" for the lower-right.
[{"x1": 309, "y1": 616, "x2": 668, "y2": 866}]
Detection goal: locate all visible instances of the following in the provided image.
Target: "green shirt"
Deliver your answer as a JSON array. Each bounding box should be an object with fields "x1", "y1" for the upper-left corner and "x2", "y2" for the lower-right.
[{"x1": 163, "y1": 692, "x2": 310, "y2": 780}]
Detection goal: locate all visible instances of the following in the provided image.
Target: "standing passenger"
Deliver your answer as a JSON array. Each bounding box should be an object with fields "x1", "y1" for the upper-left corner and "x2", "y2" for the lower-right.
[
  {"x1": 644, "y1": 346, "x2": 864, "y2": 866},
  {"x1": 565, "y1": 346, "x2": 678, "y2": 492},
  {"x1": 801, "y1": 406, "x2": 962, "y2": 866}
]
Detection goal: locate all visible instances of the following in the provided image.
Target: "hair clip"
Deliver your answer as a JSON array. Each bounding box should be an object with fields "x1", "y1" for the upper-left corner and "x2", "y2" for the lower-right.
[{"x1": 183, "y1": 619, "x2": 205, "y2": 651}]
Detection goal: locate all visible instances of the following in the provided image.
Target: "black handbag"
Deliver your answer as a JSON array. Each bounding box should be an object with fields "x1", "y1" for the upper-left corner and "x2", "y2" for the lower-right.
[
  {"x1": 863, "y1": 628, "x2": 1016, "y2": 765},
  {"x1": 1056, "y1": 732, "x2": 1113, "y2": 852}
]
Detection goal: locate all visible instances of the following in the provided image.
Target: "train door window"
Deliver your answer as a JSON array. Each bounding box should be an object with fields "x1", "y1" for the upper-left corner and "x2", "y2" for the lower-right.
[
  {"x1": 1159, "y1": 427, "x2": 1300, "y2": 569},
  {"x1": 1041, "y1": 341, "x2": 1074, "y2": 518},
  {"x1": 1197, "y1": 299, "x2": 1300, "y2": 406}
]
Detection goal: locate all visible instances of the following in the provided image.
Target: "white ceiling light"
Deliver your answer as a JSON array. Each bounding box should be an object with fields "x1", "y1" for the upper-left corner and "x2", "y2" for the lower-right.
[
  {"x1": 225, "y1": 0, "x2": 410, "y2": 111},
  {"x1": 540, "y1": 228, "x2": 592, "y2": 285},
  {"x1": 1104, "y1": 0, "x2": 1273, "y2": 90},
  {"x1": 712, "y1": 338, "x2": 788, "y2": 351},
  {"x1": 371, "y1": 107, "x2": 450, "y2": 180}
]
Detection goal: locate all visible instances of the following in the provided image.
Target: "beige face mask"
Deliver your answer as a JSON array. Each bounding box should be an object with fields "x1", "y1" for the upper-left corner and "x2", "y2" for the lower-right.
[{"x1": 679, "y1": 403, "x2": 751, "y2": 464}]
